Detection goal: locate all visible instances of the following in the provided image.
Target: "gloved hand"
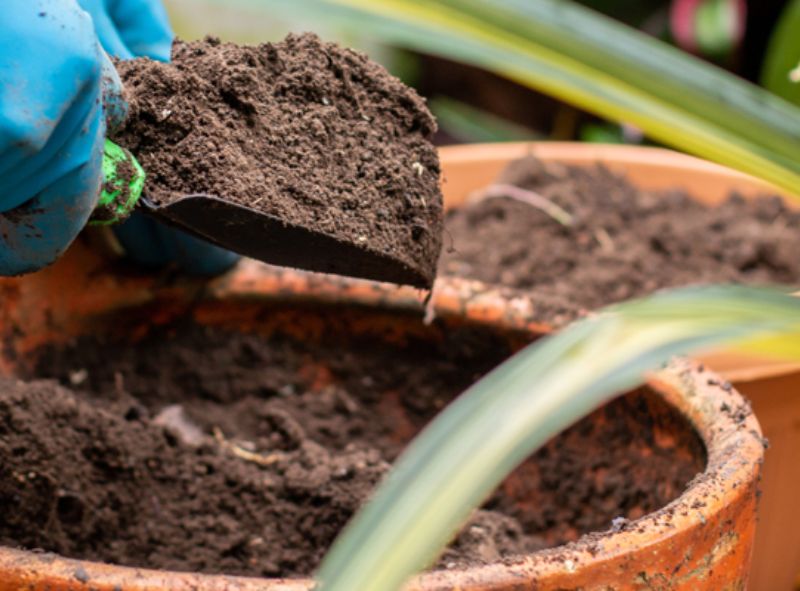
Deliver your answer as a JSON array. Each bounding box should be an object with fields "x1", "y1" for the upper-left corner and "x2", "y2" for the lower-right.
[
  {"x1": 0, "y1": 1, "x2": 118, "y2": 275},
  {"x1": 76, "y1": 0, "x2": 173, "y2": 61},
  {"x1": 77, "y1": 0, "x2": 240, "y2": 275}
]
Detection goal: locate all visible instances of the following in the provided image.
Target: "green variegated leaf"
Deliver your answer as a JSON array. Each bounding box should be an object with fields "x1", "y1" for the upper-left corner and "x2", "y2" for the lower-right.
[
  {"x1": 316, "y1": 286, "x2": 800, "y2": 591},
  {"x1": 762, "y1": 0, "x2": 800, "y2": 108}
]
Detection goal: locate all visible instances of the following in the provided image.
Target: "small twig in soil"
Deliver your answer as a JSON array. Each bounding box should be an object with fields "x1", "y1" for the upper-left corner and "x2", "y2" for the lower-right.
[
  {"x1": 594, "y1": 228, "x2": 615, "y2": 252},
  {"x1": 213, "y1": 426, "x2": 287, "y2": 467},
  {"x1": 423, "y1": 283, "x2": 437, "y2": 326},
  {"x1": 468, "y1": 184, "x2": 574, "y2": 226}
]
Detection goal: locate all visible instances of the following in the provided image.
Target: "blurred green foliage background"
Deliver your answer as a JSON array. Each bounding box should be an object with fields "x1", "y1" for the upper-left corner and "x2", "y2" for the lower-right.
[{"x1": 164, "y1": 0, "x2": 796, "y2": 147}]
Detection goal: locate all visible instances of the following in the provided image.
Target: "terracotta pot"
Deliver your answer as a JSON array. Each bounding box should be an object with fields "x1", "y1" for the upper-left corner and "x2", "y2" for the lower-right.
[
  {"x1": 437, "y1": 142, "x2": 800, "y2": 380},
  {"x1": 0, "y1": 243, "x2": 763, "y2": 590},
  {"x1": 436, "y1": 142, "x2": 800, "y2": 591}
]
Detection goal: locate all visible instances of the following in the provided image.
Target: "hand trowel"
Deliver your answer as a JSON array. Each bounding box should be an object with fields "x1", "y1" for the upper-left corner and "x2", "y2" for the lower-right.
[{"x1": 93, "y1": 140, "x2": 435, "y2": 288}]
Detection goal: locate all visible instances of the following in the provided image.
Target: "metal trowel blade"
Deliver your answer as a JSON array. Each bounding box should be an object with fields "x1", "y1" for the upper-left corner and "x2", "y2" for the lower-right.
[{"x1": 139, "y1": 194, "x2": 432, "y2": 288}]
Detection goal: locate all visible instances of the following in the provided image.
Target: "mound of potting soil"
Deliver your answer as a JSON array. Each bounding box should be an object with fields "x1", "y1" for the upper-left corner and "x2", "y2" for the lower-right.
[
  {"x1": 442, "y1": 155, "x2": 800, "y2": 326},
  {"x1": 0, "y1": 325, "x2": 704, "y2": 578},
  {"x1": 112, "y1": 34, "x2": 443, "y2": 286}
]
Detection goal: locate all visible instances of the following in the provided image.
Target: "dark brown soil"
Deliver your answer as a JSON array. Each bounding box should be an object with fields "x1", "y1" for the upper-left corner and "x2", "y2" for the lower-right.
[
  {"x1": 442, "y1": 155, "x2": 800, "y2": 326},
  {"x1": 112, "y1": 34, "x2": 443, "y2": 286},
  {"x1": 0, "y1": 324, "x2": 704, "y2": 577}
]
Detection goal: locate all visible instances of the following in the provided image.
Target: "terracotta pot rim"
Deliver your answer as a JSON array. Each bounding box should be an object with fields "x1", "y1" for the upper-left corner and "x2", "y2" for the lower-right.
[
  {"x1": 438, "y1": 141, "x2": 789, "y2": 197},
  {"x1": 0, "y1": 260, "x2": 764, "y2": 590}
]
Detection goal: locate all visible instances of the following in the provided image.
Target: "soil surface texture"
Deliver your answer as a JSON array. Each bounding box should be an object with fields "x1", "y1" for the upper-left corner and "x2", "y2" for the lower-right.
[
  {"x1": 0, "y1": 324, "x2": 704, "y2": 578},
  {"x1": 442, "y1": 155, "x2": 800, "y2": 326},
  {"x1": 113, "y1": 34, "x2": 442, "y2": 286}
]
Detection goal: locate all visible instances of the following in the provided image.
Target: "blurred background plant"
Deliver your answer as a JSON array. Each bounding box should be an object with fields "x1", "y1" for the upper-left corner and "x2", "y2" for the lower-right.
[{"x1": 164, "y1": 0, "x2": 799, "y2": 147}]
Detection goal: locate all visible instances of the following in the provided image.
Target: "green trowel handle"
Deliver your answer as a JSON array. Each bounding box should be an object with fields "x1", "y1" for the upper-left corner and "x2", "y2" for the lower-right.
[{"x1": 90, "y1": 139, "x2": 146, "y2": 225}]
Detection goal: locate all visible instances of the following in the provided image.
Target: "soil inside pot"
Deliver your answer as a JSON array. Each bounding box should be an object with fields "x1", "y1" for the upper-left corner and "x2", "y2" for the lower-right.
[
  {"x1": 112, "y1": 34, "x2": 443, "y2": 285},
  {"x1": 0, "y1": 322, "x2": 704, "y2": 578},
  {"x1": 441, "y1": 155, "x2": 800, "y2": 326}
]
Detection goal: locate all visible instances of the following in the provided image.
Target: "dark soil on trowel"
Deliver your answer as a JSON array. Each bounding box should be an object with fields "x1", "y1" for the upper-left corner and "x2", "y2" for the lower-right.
[
  {"x1": 112, "y1": 34, "x2": 443, "y2": 285},
  {"x1": 0, "y1": 324, "x2": 704, "y2": 578},
  {"x1": 442, "y1": 155, "x2": 800, "y2": 326}
]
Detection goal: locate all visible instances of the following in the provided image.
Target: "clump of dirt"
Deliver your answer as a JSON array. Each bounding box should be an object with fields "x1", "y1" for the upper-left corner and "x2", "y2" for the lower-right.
[
  {"x1": 0, "y1": 324, "x2": 705, "y2": 578},
  {"x1": 112, "y1": 34, "x2": 443, "y2": 286},
  {"x1": 441, "y1": 155, "x2": 800, "y2": 325}
]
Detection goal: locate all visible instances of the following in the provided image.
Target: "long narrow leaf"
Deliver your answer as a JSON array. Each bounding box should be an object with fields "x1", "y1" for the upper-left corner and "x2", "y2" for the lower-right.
[
  {"x1": 429, "y1": 96, "x2": 541, "y2": 142},
  {"x1": 761, "y1": 0, "x2": 800, "y2": 107},
  {"x1": 316, "y1": 286, "x2": 800, "y2": 590},
  {"x1": 226, "y1": 0, "x2": 800, "y2": 195}
]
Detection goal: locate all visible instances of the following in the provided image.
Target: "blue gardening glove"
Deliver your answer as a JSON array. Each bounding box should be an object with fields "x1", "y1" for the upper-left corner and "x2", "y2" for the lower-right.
[
  {"x1": 0, "y1": 1, "x2": 120, "y2": 275},
  {"x1": 78, "y1": 0, "x2": 240, "y2": 276},
  {"x1": 76, "y1": 0, "x2": 173, "y2": 61}
]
